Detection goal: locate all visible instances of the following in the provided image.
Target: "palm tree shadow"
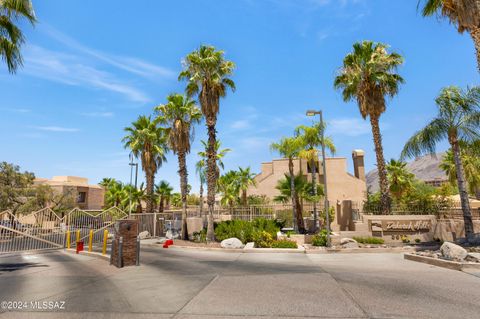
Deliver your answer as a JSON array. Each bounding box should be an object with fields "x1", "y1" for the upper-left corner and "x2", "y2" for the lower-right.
[{"x1": 0, "y1": 262, "x2": 49, "y2": 273}]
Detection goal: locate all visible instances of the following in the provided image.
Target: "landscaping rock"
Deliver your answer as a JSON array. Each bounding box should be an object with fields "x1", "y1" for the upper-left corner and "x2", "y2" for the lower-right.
[
  {"x1": 220, "y1": 238, "x2": 244, "y2": 249},
  {"x1": 138, "y1": 231, "x2": 150, "y2": 240},
  {"x1": 440, "y1": 242, "x2": 468, "y2": 260},
  {"x1": 342, "y1": 242, "x2": 359, "y2": 249},
  {"x1": 340, "y1": 238, "x2": 357, "y2": 245},
  {"x1": 245, "y1": 242, "x2": 254, "y2": 249}
]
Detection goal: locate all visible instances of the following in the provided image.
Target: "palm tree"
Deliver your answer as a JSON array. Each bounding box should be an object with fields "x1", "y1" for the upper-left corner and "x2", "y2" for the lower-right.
[
  {"x1": 179, "y1": 45, "x2": 235, "y2": 241},
  {"x1": 122, "y1": 115, "x2": 168, "y2": 214},
  {"x1": 334, "y1": 41, "x2": 405, "y2": 214},
  {"x1": 217, "y1": 170, "x2": 240, "y2": 213},
  {"x1": 156, "y1": 93, "x2": 202, "y2": 239},
  {"x1": 197, "y1": 140, "x2": 231, "y2": 219},
  {"x1": 123, "y1": 184, "x2": 145, "y2": 214},
  {"x1": 401, "y1": 86, "x2": 480, "y2": 242},
  {"x1": 104, "y1": 180, "x2": 127, "y2": 208},
  {"x1": 270, "y1": 137, "x2": 304, "y2": 233},
  {"x1": 386, "y1": 159, "x2": 415, "y2": 201},
  {"x1": 237, "y1": 167, "x2": 256, "y2": 206},
  {"x1": 155, "y1": 180, "x2": 173, "y2": 213},
  {"x1": 440, "y1": 147, "x2": 480, "y2": 198},
  {"x1": 0, "y1": 0, "x2": 36, "y2": 74},
  {"x1": 295, "y1": 122, "x2": 336, "y2": 231},
  {"x1": 420, "y1": 0, "x2": 480, "y2": 72}
]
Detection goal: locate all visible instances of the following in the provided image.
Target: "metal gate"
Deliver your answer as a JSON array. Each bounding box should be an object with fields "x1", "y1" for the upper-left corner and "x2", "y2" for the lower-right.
[{"x1": 0, "y1": 207, "x2": 128, "y2": 254}]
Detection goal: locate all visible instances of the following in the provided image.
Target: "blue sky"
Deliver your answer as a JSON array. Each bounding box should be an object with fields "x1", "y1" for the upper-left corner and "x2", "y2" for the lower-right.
[{"x1": 1, "y1": 0, "x2": 478, "y2": 192}]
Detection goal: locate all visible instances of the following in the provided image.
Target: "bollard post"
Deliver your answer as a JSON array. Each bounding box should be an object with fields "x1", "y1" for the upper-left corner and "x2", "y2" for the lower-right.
[
  {"x1": 118, "y1": 236, "x2": 123, "y2": 268},
  {"x1": 109, "y1": 239, "x2": 115, "y2": 265},
  {"x1": 88, "y1": 229, "x2": 93, "y2": 252},
  {"x1": 76, "y1": 230, "x2": 80, "y2": 245},
  {"x1": 136, "y1": 235, "x2": 140, "y2": 266},
  {"x1": 66, "y1": 230, "x2": 71, "y2": 249},
  {"x1": 102, "y1": 229, "x2": 108, "y2": 255}
]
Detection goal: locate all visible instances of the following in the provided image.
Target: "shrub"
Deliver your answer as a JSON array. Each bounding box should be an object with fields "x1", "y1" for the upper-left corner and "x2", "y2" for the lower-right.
[
  {"x1": 312, "y1": 229, "x2": 329, "y2": 246},
  {"x1": 253, "y1": 231, "x2": 274, "y2": 248},
  {"x1": 192, "y1": 229, "x2": 207, "y2": 243},
  {"x1": 414, "y1": 238, "x2": 421, "y2": 243},
  {"x1": 352, "y1": 236, "x2": 384, "y2": 245},
  {"x1": 214, "y1": 218, "x2": 281, "y2": 244},
  {"x1": 271, "y1": 239, "x2": 297, "y2": 248},
  {"x1": 401, "y1": 235, "x2": 410, "y2": 243}
]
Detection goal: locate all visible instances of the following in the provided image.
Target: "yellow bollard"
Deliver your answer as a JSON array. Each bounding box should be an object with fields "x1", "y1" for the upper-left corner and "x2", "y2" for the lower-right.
[
  {"x1": 102, "y1": 229, "x2": 108, "y2": 255},
  {"x1": 88, "y1": 229, "x2": 93, "y2": 252},
  {"x1": 76, "y1": 230, "x2": 80, "y2": 245},
  {"x1": 66, "y1": 230, "x2": 71, "y2": 249}
]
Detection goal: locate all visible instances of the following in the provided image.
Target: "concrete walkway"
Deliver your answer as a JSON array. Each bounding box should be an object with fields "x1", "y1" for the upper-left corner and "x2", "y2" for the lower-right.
[{"x1": 1, "y1": 247, "x2": 480, "y2": 318}]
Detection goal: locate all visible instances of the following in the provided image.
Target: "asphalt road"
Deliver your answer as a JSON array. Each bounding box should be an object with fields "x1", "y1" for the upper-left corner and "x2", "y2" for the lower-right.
[{"x1": 1, "y1": 246, "x2": 480, "y2": 319}]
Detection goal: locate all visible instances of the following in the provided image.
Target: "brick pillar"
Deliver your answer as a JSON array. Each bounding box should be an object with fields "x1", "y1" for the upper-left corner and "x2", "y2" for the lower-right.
[{"x1": 111, "y1": 219, "x2": 138, "y2": 267}]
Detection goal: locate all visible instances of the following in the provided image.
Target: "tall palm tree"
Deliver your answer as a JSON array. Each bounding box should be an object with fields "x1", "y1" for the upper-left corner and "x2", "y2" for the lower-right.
[
  {"x1": 295, "y1": 122, "x2": 336, "y2": 231},
  {"x1": 196, "y1": 140, "x2": 231, "y2": 220},
  {"x1": 420, "y1": 0, "x2": 480, "y2": 72},
  {"x1": 122, "y1": 115, "x2": 168, "y2": 214},
  {"x1": 386, "y1": 159, "x2": 415, "y2": 201},
  {"x1": 401, "y1": 86, "x2": 480, "y2": 242},
  {"x1": 156, "y1": 93, "x2": 202, "y2": 239},
  {"x1": 270, "y1": 137, "x2": 305, "y2": 233},
  {"x1": 179, "y1": 45, "x2": 235, "y2": 241},
  {"x1": 155, "y1": 180, "x2": 173, "y2": 213},
  {"x1": 440, "y1": 147, "x2": 480, "y2": 198},
  {"x1": 237, "y1": 167, "x2": 256, "y2": 206},
  {"x1": 334, "y1": 41, "x2": 405, "y2": 214},
  {"x1": 0, "y1": 0, "x2": 36, "y2": 74}
]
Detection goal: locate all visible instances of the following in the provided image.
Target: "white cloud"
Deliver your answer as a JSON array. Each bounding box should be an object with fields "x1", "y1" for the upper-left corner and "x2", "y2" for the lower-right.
[
  {"x1": 328, "y1": 118, "x2": 371, "y2": 137},
  {"x1": 33, "y1": 126, "x2": 79, "y2": 132},
  {"x1": 23, "y1": 45, "x2": 151, "y2": 103},
  {"x1": 230, "y1": 120, "x2": 251, "y2": 130},
  {"x1": 80, "y1": 111, "x2": 114, "y2": 118}
]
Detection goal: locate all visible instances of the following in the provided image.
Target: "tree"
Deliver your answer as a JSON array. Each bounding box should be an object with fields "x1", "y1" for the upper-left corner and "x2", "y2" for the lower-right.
[
  {"x1": 270, "y1": 137, "x2": 304, "y2": 233},
  {"x1": 123, "y1": 184, "x2": 145, "y2": 214},
  {"x1": 0, "y1": 162, "x2": 35, "y2": 213},
  {"x1": 334, "y1": 41, "x2": 405, "y2": 214},
  {"x1": 104, "y1": 180, "x2": 127, "y2": 208},
  {"x1": 122, "y1": 115, "x2": 168, "y2": 213},
  {"x1": 0, "y1": 0, "x2": 36, "y2": 73},
  {"x1": 217, "y1": 170, "x2": 240, "y2": 212},
  {"x1": 179, "y1": 45, "x2": 235, "y2": 241},
  {"x1": 197, "y1": 140, "x2": 230, "y2": 219},
  {"x1": 420, "y1": 0, "x2": 480, "y2": 72},
  {"x1": 155, "y1": 180, "x2": 173, "y2": 213},
  {"x1": 295, "y1": 122, "x2": 335, "y2": 231},
  {"x1": 156, "y1": 93, "x2": 202, "y2": 239},
  {"x1": 386, "y1": 159, "x2": 415, "y2": 200},
  {"x1": 237, "y1": 167, "x2": 256, "y2": 206},
  {"x1": 440, "y1": 147, "x2": 480, "y2": 198},
  {"x1": 401, "y1": 86, "x2": 480, "y2": 242}
]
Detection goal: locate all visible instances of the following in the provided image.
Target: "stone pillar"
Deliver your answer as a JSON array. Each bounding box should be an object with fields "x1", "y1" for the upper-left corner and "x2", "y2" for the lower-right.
[
  {"x1": 111, "y1": 219, "x2": 139, "y2": 267},
  {"x1": 352, "y1": 150, "x2": 366, "y2": 182}
]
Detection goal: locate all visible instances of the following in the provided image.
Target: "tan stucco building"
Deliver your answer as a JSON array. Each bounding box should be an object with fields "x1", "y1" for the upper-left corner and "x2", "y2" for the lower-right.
[
  {"x1": 34, "y1": 176, "x2": 104, "y2": 210},
  {"x1": 247, "y1": 150, "x2": 367, "y2": 204}
]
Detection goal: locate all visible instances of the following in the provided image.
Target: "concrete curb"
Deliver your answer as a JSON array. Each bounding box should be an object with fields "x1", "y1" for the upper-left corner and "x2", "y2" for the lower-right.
[
  {"x1": 243, "y1": 247, "x2": 306, "y2": 254},
  {"x1": 305, "y1": 246, "x2": 417, "y2": 254},
  {"x1": 404, "y1": 253, "x2": 480, "y2": 271},
  {"x1": 63, "y1": 248, "x2": 110, "y2": 261}
]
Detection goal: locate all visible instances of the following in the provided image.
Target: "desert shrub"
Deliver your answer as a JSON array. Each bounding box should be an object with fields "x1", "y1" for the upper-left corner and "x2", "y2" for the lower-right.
[
  {"x1": 214, "y1": 218, "x2": 281, "y2": 244},
  {"x1": 271, "y1": 239, "x2": 297, "y2": 248},
  {"x1": 312, "y1": 229, "x2": 329, "y2": 246},
  {"x1": 352, "y1": 236, "x2": 384, "y2": 245},
  {"x1": 414, "y1": 238, "x2": 421, "y2": 243},
  {"x1": 253, "y1": 230, "x2": 274, "y2": 248},
  {"x1": 192, "y1": 229, "x2": 207, "y2": 243},
  {"x1": 401, "y1": 235, "x2": 410, "y2": 243}
]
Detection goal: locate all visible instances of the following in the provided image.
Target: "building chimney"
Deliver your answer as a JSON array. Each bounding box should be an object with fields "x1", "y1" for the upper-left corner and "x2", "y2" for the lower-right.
[{"x1": 352, "y1": 150, "x2": 365, "y2": 181}]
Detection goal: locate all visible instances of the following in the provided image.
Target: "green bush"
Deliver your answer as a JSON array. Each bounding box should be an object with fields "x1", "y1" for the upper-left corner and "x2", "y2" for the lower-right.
[
  {"x1": 271, "y1": 239, "x2": 297, "y2": 248},
  {"x1": 192, "y1": 229, "x2": 207, "y2": 243},
  {"x1": 214, "y1": 218, "x2": 281, "y2": 244},
  {"x1": 414, "y1": 238, "x2": 421, "y2": 243},
  {"x1": 352, "y1": 236, "x2": 384, "y2": 245},
  {"x1": 312, "y1": 229, "x2": 329, "y2": 246},
  {"x1": 253, "y1": 230, "x2": 274, "y2": 248}
]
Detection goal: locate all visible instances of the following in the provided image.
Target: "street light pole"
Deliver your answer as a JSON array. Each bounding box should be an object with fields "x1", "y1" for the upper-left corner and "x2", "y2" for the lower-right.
[
  {"x1": 306, "y1": 109, "x2": 331, "y2": 247},
  {"x1": 128, "y1": 153, "x2": 139, "y2": 217}
]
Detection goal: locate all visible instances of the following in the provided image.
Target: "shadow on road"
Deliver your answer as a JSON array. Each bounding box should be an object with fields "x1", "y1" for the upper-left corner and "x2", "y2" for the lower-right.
[{"x1": 0, "y1": 262, "x2": 48, "y2": 273}]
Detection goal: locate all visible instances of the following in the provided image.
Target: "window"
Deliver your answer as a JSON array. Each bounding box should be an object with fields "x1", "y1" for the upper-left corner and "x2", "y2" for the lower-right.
[
  {"x1": 77, "y1": 192, "x2": 87, "y2": 203},
  {"x1": 307, "y1": 161, "x2": 319, "y2": 174}
]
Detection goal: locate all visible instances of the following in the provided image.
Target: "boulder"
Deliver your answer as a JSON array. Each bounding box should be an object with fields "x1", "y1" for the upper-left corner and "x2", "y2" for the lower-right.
[
  {"x1": 138, "y1": 231, "x2": 150, "y2": 240},
  {"x1": 220, "y1": 238, "x2": 244, "y2": 249},
  {"x1": 340, "y1": 238, "x2": 357, "y2": 245},
  {"x1": 440, "y1": 242, "x2": 468, "y2": 260},
  {"x1": 342, "y1": 242, "x2": 359, "y2": 249}
]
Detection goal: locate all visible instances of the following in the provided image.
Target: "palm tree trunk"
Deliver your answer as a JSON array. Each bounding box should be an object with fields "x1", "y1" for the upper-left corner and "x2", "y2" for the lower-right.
[
  {"x1": 369, "y1": 115, "x2": 390, "y2": 214},
  {"x1": 242, "y1": 190, "x2": 247, "y2": 206},
  {"x1": 199, "y1": 183, "x2": 204, "y2": 218},
  {"x1": 311, "y1": 159, "x2": 319, "y2": 232},
  {"x1": 145, "y1": 171, "x2": 154, "y2": 214},
  {"x1": 288, "y1": 158, "x2": 299, "y2": 233},
  {"x1": 206, "y1": 123, "x2": 217, "y2": 241},
  {"x1": 451, "y1": 141, "x2": 475, "y2": 241},
  {"x1": 159, "y1": 195, "x2": 164, "y2": 213},
  {"x1": 178, "y1": 151, "x2": 189, "y2": 240},
  {"x1": 470, "y1": 27, "x2": 480, "y2": 73}
]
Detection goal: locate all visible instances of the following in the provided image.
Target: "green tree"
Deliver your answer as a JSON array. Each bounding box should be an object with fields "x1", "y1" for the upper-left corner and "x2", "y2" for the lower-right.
[
  {"x1": 123, "y1": 184, "x2": 145, "y2": 214},
  {"x1": 440, "y1": 147, "x2": 480, "y2": 198},
  {"x1": 179, "y1": 45, "x2": 235, "y2": 241},
  {"x1": 334, "y1": 41, "x2": 405, "y2": 214},
  {"x1": 155, "y1": 180, "x2": 173, "y2": 213},
  {"x1": 122, "y1": 115, "x2": 168, "y2": 213},
  {"x1": 386, "y1": 159, "x2": 415, "y2": 200},
  {"x1": 420, "y1": 0, "x2": 480, "y2": 72},
  {"x1": 237, "y1": 167, "x2": 256, "y2": 206},
  {"x1": 295, "y1": 122, "x2": 335, "y2": 231},
  {"x1": 156, "y1": 93, "x2": 202, "y2": 239},
  {"x1": 0, "y1": 162, "x2": 35, "y2": 213},
  {"x1": 0, "y1": 0, "x2": 36, "y2": 73},
  {"x1": 401, "y1": 86, "x2": 480, "y2": 241},
  {"x1": 104, "y1": 180, "x2": 127, "y2": 208},
  {"x1": 270, "y1": 137, "x2": 304, "y2": 233},
  {"x1": 217, "y1": 170, "x2": 240, "y2": 212}
]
